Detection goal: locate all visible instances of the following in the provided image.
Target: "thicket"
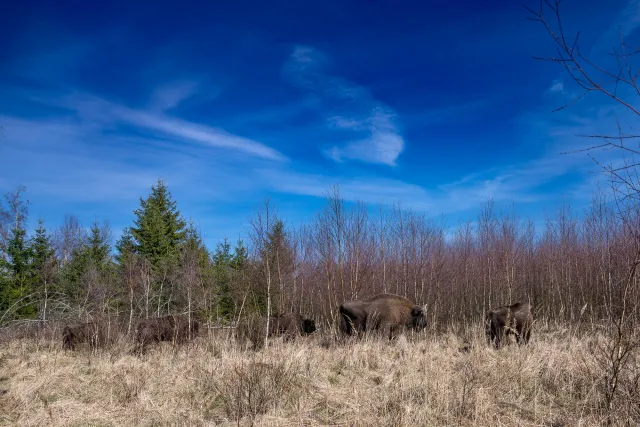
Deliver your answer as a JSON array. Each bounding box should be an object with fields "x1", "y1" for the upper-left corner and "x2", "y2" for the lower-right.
[{"x1": 0, "y1": 180, "x2": 636, "y2": 331}]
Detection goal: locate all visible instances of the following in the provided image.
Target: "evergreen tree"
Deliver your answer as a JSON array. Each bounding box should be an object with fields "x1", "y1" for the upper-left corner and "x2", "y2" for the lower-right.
[
  {"x1": 264, "y1": 220, "x2": 294, "y2": 314},
  {"x1": 130, "y1": 179, "x2": 187, "y2": 267},
  {"x1": 232, "y1": 239, "x2": 248, "y2": 271},
  {"x1": 213, "y1": 238, "x2": 234, "y2": 321},
  {"x1": 32, "y1": 219, "x2": 55, "y2": 272},
  {"x1": 31, "y1": 218, "x2": 57, "y2": 320},
  {"x1": 87, "y1": 220, "x2": 111, "y2": 270},
  {"x1": 1, "y1": 219, "x2": 35, "y2": 317},
  {"x1": 59, "y1": 243, "x2": 90, "y2": 301},
  {"x1": 115, "y1": 227, "x2": 135, "y2": 265}
]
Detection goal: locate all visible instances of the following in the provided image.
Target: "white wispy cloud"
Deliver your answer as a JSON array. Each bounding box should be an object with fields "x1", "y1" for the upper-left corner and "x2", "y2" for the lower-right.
[
  {"x1": 547, "y1": 80, "x2": 565, "y2": 94},
  {"x1": 284, "y1": 45, "x2": 405, "y2": 167},
  {"x1": 259, "y1": 168, "x2": 432, "y2": 209},
  {"x1": 148, "y1": 80, "x2": 200, "y2": 112},
  {"x1": 50, "y1": 92, "x2": 287, "y2": 161}
]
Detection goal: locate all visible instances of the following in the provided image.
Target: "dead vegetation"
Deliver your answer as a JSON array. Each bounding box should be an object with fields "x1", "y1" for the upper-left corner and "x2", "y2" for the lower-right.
[{"x1": 1, "y1": 323, "x2": 638, "y2": 427}]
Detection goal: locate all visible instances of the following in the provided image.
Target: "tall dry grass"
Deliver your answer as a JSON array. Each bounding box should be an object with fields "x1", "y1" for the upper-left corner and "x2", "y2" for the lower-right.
[{"x1": 0, "y1": 323, "x2": 637, "y2": 426}]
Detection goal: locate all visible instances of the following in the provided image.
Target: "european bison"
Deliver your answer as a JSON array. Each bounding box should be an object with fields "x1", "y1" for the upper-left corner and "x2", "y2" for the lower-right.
[
  {"x1": 237, "y1": 312, "x2": 317, "y2": 350},
  {"x1": 485, "y1": 302, "x2": 534, "y2": 348},
  {"x1": 269, "y1": 312, "x2": 317, "y2": 338},
  {"x1": 62, "y1": 322, "x2": 100, "y2": 350},
  {"x1": 339, "y1": 293, "x2": 428, "y2": 339},
  {"x1": 134, "y1": 314, "x2": 199, "y2": 353}
]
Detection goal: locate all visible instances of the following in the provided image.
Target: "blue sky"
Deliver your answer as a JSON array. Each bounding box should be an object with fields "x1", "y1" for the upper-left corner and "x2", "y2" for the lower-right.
[{"x1": 1, "y1": 0, "x2": 639, "y2": 248}]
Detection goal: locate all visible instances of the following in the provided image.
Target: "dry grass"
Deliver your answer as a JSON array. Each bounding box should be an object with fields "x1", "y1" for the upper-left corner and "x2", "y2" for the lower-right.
[{"x1": 0, "y1": 324, "x2": 633, "y2": 426}]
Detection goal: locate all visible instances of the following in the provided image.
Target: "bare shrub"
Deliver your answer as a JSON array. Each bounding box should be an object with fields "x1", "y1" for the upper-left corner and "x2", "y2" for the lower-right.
[{"x1": 211, "y1": 357, "x2": 302, "y2": 425}]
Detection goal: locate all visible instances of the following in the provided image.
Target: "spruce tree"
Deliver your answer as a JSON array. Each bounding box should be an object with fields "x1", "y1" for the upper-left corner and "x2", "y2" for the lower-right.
[
  {"x1": 32, "y1": 219, "x2": 55, "y2": 272},
  {"x1": 130, "y1": 179, "x2": 187, "y2": 267},
  {"x1": 31, "y1": 218, "x2": 57, "y2": 320},
  {"x1": 87, "y1": 220, "x2": 111, "y2": 270},
  {"x1": 213, "y1": 238, "x2": 234, "y2": 321},
  {"x1": 264, "y1": 220, "x2": 293, "y2": 314},
  {"x1": 115, "y1": 227, "x2": 135, "y2": 265},
  {"x1": 1, "y1": 221, "x2": 35, "y2": 317},
  {"x1": 232, "y1": 239, "x2": 248, "y2": 271}
]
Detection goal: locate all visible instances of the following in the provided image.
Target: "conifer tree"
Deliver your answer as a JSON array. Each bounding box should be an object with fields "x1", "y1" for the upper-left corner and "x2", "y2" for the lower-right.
[
  {"x1": 130, "y1": 179, "x2": 186, "y2": 267},
  {"x1": 115, "y1": 227, "x2": 135, "y2": 265},
  {"x1": 213, "y1": 238, "x2": 234, "y2": 321},
  {"x1": 87, "y1": 220, "x2": 111, "y2": 270},
  {"x1": 31, "y1": 218, "x2": 57, "y2": 320},
  {"x1": 1, "y1": 221, "x2": 35, "y2": 316},
  {"x1": 0, "y1": 187, "x2": 35, "y2": 318}
]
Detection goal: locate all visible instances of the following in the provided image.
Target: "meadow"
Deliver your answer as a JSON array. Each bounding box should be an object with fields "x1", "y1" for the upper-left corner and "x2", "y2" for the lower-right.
[{"x1": 1, "y1": 321, "x2": 637, "y2": 427}]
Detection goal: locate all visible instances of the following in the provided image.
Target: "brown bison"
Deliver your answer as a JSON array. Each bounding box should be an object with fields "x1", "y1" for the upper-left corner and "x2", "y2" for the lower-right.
[
  {"x1": 237, "y1": 312, "x2": 317, "y2": 350},
  {"x1": 269, "y1": 312, "x2": 317, "y2": 338},
  {"x1": 134, "y1": 314, "x2": 199, "y2": 353},
  {"x1": 62, "y1": 322, "x2": 100, "y2": 350},
  {"x1": 485, "y1": 302, "x2": 534, "y2": 349},
  {"x1": 339, "y1": 293, "x2": 428, "y2": 339}
]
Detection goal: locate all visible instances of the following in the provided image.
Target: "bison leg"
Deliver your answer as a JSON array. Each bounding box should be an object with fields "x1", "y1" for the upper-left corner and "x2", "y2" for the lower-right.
[
  {"x1": 62, "y1": 327, "x2": 73, "y2": 350},
  {"x1": 517, "y1": 325, "x2": 531, "y2": 345}
]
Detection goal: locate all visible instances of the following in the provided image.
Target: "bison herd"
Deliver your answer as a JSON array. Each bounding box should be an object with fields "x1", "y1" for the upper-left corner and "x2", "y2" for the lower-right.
[{"x1": 61, "y1": 293, "x2": 534, "y2": 353}]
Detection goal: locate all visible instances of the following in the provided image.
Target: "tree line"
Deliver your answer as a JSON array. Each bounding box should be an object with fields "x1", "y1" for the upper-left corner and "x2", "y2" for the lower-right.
[{"x1": 0, "y1": 179, "x2": 637, "y2": 331}]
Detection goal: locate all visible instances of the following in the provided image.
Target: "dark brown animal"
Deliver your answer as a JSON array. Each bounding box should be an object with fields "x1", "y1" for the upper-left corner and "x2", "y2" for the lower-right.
[
  {"x1": 268, "y1": 312, "x2": 317, "y2": 338},
  {"x1": 62, "y1": 322, "x2": 100, "y2": 350},
  {"x1": 134, "y1": 314, "x2": 199, "y2": 353},
  {"x1": 485, "y1": 302, "x2": 534, "y2": 348},
  {"x1": 237, "y1": 312, "x2": 316, "y2": 350},
  {"x1": 339, "y1": 293, "x2": 428, "y2": 339}
]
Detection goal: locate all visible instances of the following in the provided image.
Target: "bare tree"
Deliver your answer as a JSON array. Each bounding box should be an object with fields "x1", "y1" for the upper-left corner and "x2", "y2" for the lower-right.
[
  {"x1": 526, "y1": 0, "x2": 640, "y2": 199},
  {"x1": 248, "y1": 198, "x2": 277, "y2": 348},
  {"x1": 54, "y1": 215, "x2": 85, "y2": 266}
]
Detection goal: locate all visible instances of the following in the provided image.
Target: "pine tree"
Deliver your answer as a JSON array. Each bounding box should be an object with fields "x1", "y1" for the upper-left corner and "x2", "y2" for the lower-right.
[{"x1": 130, "y1": 179, "x2": 187, "y2": 267}]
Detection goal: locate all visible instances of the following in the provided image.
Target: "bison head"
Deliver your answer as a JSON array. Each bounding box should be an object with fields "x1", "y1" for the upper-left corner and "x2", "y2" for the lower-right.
[
  {"x1": 410, "y1": 306, "x2": 428, "y2": 330},
  {"x1": 302, "y1": 318, "x2": 316, "y2": 334}
]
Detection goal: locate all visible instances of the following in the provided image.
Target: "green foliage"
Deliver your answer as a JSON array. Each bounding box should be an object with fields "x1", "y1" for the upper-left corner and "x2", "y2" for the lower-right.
[
  {"x1": 213, "y1": 238, "x2": 235, "y2": 321},
  {"x1": 1, "y1": 223, "x2": 36, "y2": 317},
  {"x1": 31, "y1": 219, "x2": 55, "y2": 273},
  {"x1": 115, "y1": 227, "x2": 135, "y2": 265},
  {"x1": 59, "y1": 221, "x2": 115, "y2": 305},
  {"x1": 130, "y1": 179, "x2": 187, "y2": 267},
  {"x1": 29, "y1": 219, "x2": 58, "y2": 320},
  {"x1": 87, "y1": 221, "x2": 111, "y2": 270},
  {"x1": 59, "y1": 244, "x2": 90, "y2": 301},
  {"x1": 232, "y1": 239, "x2": 248, "y2": 271},
  {"x1": 183, "y1": 223, "x2": 211, "y2": 270}
]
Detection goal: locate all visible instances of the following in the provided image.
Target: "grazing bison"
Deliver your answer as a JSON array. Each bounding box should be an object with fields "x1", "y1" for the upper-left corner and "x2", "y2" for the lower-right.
[
  {"x1": 62, "y1": 322, "x2": 100, "y2": 350},
  {"x1": 237, "y1": 312, "x2": 317, "y2": 350},
  {"x1": 485, "y1": 302, "x2": 534, "y2": 349},
  {"x1": 134, "y1": 314, "x2": 199, "y2": 353},
  {"x1": 339, "y1": 293, "x2": 428, "y2": 339},
  {"x1": 269, "y1": 312, "x2": 317, "y2": 338}
]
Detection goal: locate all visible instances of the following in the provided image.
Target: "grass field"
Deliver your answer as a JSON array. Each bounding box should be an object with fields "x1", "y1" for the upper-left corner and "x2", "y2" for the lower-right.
[{"x1": 0, "y1": 323, "x2": 635, "y2": 426}]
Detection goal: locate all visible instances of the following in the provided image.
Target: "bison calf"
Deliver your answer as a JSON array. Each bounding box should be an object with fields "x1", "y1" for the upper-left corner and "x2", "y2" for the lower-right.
[
  {"x1": 485, "y1": 302, "x2": 534, "y2": 349},
  {"x1": 134, "y1": 314, "x2": 199, "y2": 354},
  {"x1": 339, "y1": 293, "x2": 428, "y2": 339},
  {"x1": 62, "y1": 322, "x2": 100, "y2": 350}
]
